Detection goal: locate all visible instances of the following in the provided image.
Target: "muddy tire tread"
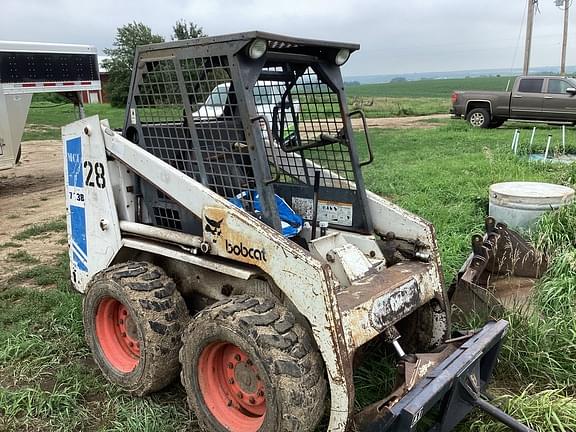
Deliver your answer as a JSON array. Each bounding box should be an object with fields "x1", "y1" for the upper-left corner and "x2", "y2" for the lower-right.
[
  {"x1": 180, "y1": 295, "x2": 327, "y2": 432},
  {"x1": 84, "y1": 261, "x2": 188, "y2": 396}
]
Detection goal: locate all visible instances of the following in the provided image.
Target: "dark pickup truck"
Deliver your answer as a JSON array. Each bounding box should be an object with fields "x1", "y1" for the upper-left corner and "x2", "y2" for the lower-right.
[{"x1": 451, "y1": 76, "x2": 576, "y2": 128}]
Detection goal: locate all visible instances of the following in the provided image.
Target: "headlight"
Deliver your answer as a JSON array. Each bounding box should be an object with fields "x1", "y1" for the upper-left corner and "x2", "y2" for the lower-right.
[
  {"x1": 247, "y1": 39, "x2": 267, "y2": 60},
  {"x1": 334, "y1": 48, "x2": 350, "y2": 66}
]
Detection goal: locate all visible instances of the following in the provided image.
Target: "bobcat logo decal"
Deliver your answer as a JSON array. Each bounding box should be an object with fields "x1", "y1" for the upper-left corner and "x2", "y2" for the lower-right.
[{"x1": 205, "y1": 216, "x2": 223, "y2": 240}]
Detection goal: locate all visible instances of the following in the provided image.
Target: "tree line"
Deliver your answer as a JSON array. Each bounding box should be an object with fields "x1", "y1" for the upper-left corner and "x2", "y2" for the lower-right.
[{"x1": 103, "y1": 20, "x2": 205, "y2": 107}]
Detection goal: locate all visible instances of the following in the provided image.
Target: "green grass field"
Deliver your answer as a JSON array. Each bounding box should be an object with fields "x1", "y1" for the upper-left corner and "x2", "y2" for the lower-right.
[
  {"x1": 23, "y1": 102, "x2": 125, "y2": 141},
  {"x1": 345, "y1": 75, "x2": 514, "y2": 118},
  {"x1": 5, "y1": 79, "x2": 576, "y2": 430},
  {"x1": 346, "y1": 75, "x2": 514, "y2": 98}
]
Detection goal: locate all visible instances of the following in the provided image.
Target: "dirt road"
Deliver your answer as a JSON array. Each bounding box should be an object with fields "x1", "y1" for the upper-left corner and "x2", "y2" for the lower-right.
[
  {"x1": 0, "y1": 140, "x2": 66, "y2": 284},
  {"x1": 351, "y1": 113, "x2": 449, "y2": 129},
  {"x1": 0, "y1": 140, "x2": 65, "y2": 241}
]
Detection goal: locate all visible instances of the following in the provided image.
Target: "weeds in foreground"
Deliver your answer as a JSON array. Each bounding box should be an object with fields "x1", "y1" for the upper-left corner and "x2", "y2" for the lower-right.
[
  {"x1": 532, "y1": 203, "x2": 576, "y2": 255},
  {"x1": 469, "y1": 386, "x2": 576, "y2": 432},
  {"x1": 7, "y1": 250, "x2": 40, "y2": 265},
  {"x1": 497, "y1": 307, "x2": 576, "y2": 391},
  {"x1": 12, "y1": 218, "x2": 67, "y2": 241},
  {"x1": 530, "y1": 205, "x2": 576, "y2": 316},
  {"x1": 0, "y1": 241, "x2": 21, "y2": 249}
]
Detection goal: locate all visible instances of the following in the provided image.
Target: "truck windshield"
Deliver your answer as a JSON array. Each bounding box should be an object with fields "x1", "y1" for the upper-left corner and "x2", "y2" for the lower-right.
[
  {"x1": 203, "y1": 83, "x2": 230, "y2": 107},
  {"x1": 202, "y1": 82, "x2": 286, "y2": 109}
]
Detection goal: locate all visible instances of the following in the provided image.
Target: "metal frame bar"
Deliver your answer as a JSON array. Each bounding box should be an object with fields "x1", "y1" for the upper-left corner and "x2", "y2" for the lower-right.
[
  {"x1": 173, "y1": 53, "x2": 209, "y2": 185},
  {"x1": 136, "y1": 31, "x2": 360, "y2": 55},
  {"x1": 229, "y1": 52, "x2": 282, "y2": 230}
]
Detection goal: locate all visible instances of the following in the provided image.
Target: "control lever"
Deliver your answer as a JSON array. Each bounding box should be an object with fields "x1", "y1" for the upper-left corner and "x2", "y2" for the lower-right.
[{"x1": 311, "y1": 170, "x2": 321, "y2": 240}]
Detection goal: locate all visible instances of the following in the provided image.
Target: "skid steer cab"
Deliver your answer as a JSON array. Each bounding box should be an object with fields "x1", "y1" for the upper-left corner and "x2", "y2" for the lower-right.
[{"x1": 62, "y1": 32, "x2": 529, "y2": 432}]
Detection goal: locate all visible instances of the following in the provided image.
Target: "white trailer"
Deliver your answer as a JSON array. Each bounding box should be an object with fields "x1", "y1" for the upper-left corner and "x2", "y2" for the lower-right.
[{"x1": 0, "y1": 41, "x2": 100, "y2": 170}]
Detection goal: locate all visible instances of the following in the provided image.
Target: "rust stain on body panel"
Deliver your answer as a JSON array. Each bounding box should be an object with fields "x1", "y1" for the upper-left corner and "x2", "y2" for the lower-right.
[
  {"x1": 337, "y1": 261, "x2": 440, "y2": 351},
  {"x1": 337, "y1": 261, "x2": 431, "y2": 311}
]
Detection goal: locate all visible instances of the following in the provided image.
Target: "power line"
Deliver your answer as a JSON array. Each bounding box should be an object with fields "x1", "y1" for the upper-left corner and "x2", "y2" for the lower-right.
[{"x1": 511, "y1": 0, "x2": 529, "y2": 72}]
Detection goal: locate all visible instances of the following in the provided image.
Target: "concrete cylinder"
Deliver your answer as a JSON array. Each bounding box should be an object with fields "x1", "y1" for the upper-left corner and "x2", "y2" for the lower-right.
[{"x1": 489, "y1": 181, "x2": 575, "y2": 229}]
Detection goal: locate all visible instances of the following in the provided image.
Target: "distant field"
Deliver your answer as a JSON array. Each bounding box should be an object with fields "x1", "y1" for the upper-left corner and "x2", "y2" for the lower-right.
[
  {"x1": 21, "y1": 76, "x2": 513, "y2": 137},
  {"x1": 346, "y1": 75, "x2": 514, "y2": 99},
  {"x1": 343, "y1": 75, "x2": 514, "y2": 117}
]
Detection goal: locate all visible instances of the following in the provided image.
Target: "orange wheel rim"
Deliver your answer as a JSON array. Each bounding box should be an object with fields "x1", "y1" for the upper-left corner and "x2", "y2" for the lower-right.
[
  {"x1": 95, "y1": 297, "x2": 140, "y2": 373},
  {"x1": 198, "y1": 341, "x2": 266, "y2": 431}
]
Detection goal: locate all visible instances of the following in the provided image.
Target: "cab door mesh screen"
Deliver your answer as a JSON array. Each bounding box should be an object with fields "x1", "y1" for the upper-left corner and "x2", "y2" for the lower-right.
[{"x1": 132, "y1": 55, "x2": 260, "y2": 229}]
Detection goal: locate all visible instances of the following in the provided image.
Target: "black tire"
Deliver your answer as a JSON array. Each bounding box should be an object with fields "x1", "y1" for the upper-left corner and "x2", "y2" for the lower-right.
[
  {"x1": 466, "y1": 108, "x2": 491, "y2": 128},
  {"x1": 180, "y1": 295, "x2": 327, "y2": 432},
  {"x1": 488, "y1": 118, "x2": 505, "y2": 129},
  {"x1": 396, "y1": 300, "x2": 449, "y2": 353},
  {"x1": 83, "y1": 261, "x2": 189, "y2": 396}
]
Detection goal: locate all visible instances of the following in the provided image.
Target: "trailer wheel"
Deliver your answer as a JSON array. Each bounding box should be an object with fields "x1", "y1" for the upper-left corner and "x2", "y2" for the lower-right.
[
  {"x1": 466, "y1": 108, "x2": 491, "y2": 128},
  {"x1": 83, "y1": 261, "x2": 188, "y2": 396},
  {"x1": 180, "y1": 295, "x2": 327, "y2": 432}
]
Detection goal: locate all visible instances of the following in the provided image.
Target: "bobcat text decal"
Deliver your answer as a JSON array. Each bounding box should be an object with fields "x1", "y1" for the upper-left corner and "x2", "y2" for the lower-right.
[{"x1": 225, "y1": 240, "x2": 267, "y2": 262}]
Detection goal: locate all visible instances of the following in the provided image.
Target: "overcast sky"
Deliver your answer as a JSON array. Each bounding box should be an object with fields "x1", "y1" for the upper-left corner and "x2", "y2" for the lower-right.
[{"x1": 0, "y1": 0, "x2": 573, "y2": 76}]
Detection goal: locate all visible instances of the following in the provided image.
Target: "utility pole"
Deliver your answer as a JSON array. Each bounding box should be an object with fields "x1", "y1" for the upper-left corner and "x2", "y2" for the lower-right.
[
  {"x1": 559, "y1": 0, "x2": 570, "y2": 75},
  {"x1": 524, "y1": 0, "x2": 537, "y2": 75}
]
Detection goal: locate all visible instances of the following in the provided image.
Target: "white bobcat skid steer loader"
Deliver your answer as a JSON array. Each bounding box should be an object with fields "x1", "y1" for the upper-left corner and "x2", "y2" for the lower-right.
[{"x1": 63, "y1": 32, "x2": 530, "y2": 431}]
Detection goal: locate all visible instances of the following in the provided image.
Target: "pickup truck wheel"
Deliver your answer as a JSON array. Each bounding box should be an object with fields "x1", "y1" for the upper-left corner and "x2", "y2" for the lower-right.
[
  {"x1": 466, "y1": 108, "x2": 491, "y2": 128},
  {"x1": 488, "y1": 118, "x2": 505, "y2": 129}
]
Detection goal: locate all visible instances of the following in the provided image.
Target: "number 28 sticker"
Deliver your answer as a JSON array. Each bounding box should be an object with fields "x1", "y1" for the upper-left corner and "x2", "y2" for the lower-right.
[{"x1": 83, "y1": 161, "x2": 106, "y2": 188}]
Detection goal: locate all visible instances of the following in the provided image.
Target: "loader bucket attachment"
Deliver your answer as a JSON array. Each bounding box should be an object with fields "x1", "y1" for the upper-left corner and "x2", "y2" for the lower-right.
[
  {"x1": 356, "y1": 320, "x2": 533, "y2": 432},
  {"x1": 450, "y1": 217, "x2": 547, "y2": 316}
]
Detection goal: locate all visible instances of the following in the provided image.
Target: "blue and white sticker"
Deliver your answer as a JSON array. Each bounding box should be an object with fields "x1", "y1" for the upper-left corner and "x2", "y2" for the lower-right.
[
  {"x1": 66, "y1": 137, "x2": 83, "y2": 188},
  {"x1": 70, "y1": 205, "x2": 88, "y2": 272},
  {"x1": 66, "y1": 137, "x2": 88, "y2": 273}
]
